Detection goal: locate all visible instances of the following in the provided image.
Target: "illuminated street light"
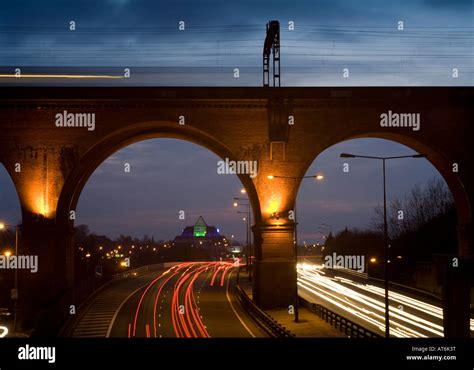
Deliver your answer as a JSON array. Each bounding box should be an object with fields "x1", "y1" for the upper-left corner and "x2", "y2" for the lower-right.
[
  {"x1": 85, "y1": 252, "x2": 91, "y2": 258},
  {"x1": 340, "y1": 151, "x2": 424, "y2": 338},
  {"x1": 4, "y1": 250, "x2": 12, "y2": 257},
  {"x1": 234, "y1": 196, "x2": 252, "y2": 281},
  {"x1": 267, "y1": 175, "x2": 274, "y2": 179},
  {"x1": 370, "y1": 257, "x2": 377, "y2": 263},
  {"x1": 240, "y1": 188, "x2": 246, "y2": 194},
  {"x1": 0, "y1": 223, "x2": 5, "y2": 230}
]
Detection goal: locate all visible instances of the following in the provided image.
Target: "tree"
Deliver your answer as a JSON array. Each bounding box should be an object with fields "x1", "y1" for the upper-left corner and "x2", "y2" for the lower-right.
[{"x1": 371, "y1": 178, "x2": 454, "y2": 239}]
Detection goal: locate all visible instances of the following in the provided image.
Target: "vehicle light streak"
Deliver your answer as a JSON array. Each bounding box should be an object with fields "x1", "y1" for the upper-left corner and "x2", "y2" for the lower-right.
[
  {"x1": 0, "y1": 326, "x2": 8, "y2": 338},
  {"x1": 132, "y1": 262, "x2": 235, "y2": 338},
  {"x1": 296, "y1": 263, "x2": 474, "y2": 337}
]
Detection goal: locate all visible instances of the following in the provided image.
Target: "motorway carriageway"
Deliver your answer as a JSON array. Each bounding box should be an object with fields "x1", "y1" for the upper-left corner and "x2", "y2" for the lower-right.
[
  {"x1": 108, "y1": 261, "x2": 265, "y2": 338},
  {"x1": 297, "y1": 263, "x2": 474, "y2": 338}
]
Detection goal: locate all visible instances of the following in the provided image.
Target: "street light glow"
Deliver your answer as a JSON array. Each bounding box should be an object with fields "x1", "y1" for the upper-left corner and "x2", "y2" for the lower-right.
[
  {"x1": 315, "y1": 174, "x2": 324, "y2": 180},
  {"x1": 267, "y1": 175, "x2": 274, "y2": 179},
  {"x1": 240, "y1": 188, "x2": 246, "y2": 193},
  {"x1": 0, "y1": 223, "x2": 5, "y2": 230},
  {"x1": 233, "y1": 202, "x2": 238, "y2": 207},
  {"x1": 4, "y1": 250, "x2": 12, "y2": 257},
  {"x1": 0, "y1": 326, "x2": 8, "y2": 338}
]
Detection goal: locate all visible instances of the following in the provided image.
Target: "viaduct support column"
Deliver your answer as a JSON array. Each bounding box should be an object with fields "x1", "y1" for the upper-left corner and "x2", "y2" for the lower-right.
[
  {"x1": 17, "y1": 217, "x2": 75, "y2": 335},
  {"x1": 253, "y1": 223, "x2": 296, "y2": 309},
  {"x1": 5, "y1": 144, "x2": 78, "y2": 335}
]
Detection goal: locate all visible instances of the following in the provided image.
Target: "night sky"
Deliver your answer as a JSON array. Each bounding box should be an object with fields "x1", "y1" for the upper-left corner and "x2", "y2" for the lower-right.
[{"x1": 0, "y1": 0, "x2": 472, "y2": 243}]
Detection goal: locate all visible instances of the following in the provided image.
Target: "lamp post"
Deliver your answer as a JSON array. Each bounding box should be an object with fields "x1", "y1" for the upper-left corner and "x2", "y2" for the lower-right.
[
  {"x1": 234, "y1": 195, "x2": 252, "y2": 280},
  {"x1": 0, "y1": 222, "x2": 19, "y2": 332},
  {"x1": 340, "y1": 152, "x2": 424, "y2": 338},
  {"x1": 267, "y1": 173, "x2": 324, "y2": 323}
]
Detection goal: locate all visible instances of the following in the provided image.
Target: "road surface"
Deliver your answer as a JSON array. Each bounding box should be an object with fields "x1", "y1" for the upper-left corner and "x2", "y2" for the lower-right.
[
  {"x1": 108, "y1": 261, "x2": 265, "y2": 338},
  {"x1": 297, "y1": 263, "x2": 474, "y2": 338}
]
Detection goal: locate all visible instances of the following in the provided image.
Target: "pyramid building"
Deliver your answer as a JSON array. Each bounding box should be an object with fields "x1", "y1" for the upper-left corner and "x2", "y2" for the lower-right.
[{"x1": 172, "y1": 216, "x2": 228, "y2": 255}]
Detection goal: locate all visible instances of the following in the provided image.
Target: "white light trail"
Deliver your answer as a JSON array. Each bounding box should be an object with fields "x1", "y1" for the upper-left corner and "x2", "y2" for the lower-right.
[
  {"x1": 297, "y1": 263, "x2": 474, "y2": 337},
  {"x1": 0, "y1": 326, "x2": 8, "y2": 338}
]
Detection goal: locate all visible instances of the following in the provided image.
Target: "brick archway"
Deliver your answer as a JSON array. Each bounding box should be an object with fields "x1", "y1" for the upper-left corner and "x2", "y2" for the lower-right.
[
  {"x1": 297, "y1": 132, "x2": 472, "y2": 337},
  {"x1": 55, "y1": 121, "x2": 261, "y2": 227}
]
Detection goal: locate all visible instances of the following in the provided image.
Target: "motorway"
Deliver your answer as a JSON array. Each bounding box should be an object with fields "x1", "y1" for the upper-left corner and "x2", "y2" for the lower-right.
[
  {"x1": 108, "y1": 262, "x2": 265, "y2": 338},
  {"x1": 297, "y1": 263, "x2": 474, "y2": 338}
]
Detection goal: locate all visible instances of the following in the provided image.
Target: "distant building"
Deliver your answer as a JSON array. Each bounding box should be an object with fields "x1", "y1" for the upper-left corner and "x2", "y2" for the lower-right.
[{"x1": 173, "y1": 216, "x2": 228, "y2": 256}]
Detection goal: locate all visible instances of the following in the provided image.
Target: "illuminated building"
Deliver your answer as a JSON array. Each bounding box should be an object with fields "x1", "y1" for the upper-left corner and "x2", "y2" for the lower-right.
[{"x1": 173, "y1": 216, "x2": 228, "y2": 256}]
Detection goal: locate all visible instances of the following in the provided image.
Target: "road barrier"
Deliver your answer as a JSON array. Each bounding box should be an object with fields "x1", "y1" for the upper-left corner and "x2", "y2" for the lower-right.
[
  {"x1": 60, "y1": 263, "x2": 165, "y2": 336},
  {"x1": 112, "y1": 263, "x2": 163, "y2": 281},
  {"x1": 300, "y1": 298, "x2": 381, "y2": 338},
  {"x1": 236, "y1": 285, "x2": 294, "y2": 338}
]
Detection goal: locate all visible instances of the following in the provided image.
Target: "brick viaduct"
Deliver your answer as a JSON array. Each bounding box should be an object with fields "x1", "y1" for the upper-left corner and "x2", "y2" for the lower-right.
[{"x1": 0, "y1": 87, "x2": 472, "y2": 336}]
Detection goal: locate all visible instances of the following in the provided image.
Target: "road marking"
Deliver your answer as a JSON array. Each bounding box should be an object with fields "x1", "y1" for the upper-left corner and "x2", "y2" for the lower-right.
[
  {"x1": 225, "y1": 270, "x2": 256, "y2": 338},
  {"x1": 106, "y1": 283, "x2": 152, "y2": 338}
]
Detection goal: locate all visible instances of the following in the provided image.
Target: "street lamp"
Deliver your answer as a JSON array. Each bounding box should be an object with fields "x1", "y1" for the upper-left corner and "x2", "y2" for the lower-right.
[
  {"x1": 267, "y1": 173, "x2": 325, "y2": 322},
  {"x1": 0, "y1": 222, "x2": 20, "y2": 331},
  {"x1": 234, "y1": 197, "x2": 252, "y2": 280},
  {"x1": 340, "y1": 152, "x2": 424, "y2": 338}
]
